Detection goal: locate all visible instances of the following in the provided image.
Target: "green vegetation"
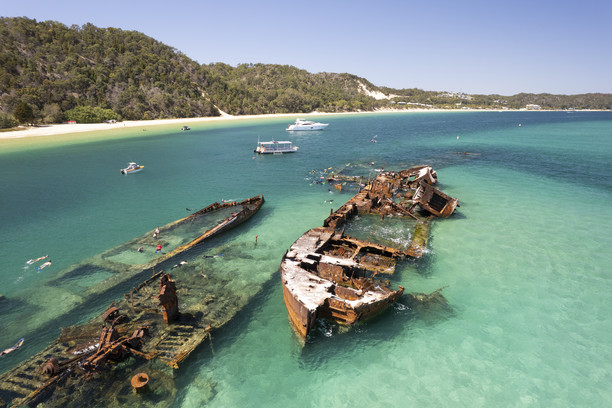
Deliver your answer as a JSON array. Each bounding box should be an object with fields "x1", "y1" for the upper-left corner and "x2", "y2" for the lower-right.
[
  {"x1": 0, "y1": 17, "x2": 218, "y2": 126},
  {"x1": 13, "y1": 101, "x2": 34, "y2": 124},
  {"x1": 0, "y1": 111, "x2": 18, "y2": 128},
  {"x1": 64, "y1": 106, "x2": 118, "y2": 123},
  {"x1": 0, "y1": 17, "x2": 610, "y2": 129}
]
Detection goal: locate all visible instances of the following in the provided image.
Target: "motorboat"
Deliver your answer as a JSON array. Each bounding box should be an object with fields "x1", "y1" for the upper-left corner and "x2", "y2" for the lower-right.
[
  {"x1": 254, "y1": 140, "x2": 298, "y2": 154},
  {"x1": 287, "y1": 118, "x2": 329, "y2": 131},
  {"x1": 120, "y1": 162, "x2": 144, "y2": 174},
  {"x1": 181, "y1": 126, "x2": 191, "y2": 131}
]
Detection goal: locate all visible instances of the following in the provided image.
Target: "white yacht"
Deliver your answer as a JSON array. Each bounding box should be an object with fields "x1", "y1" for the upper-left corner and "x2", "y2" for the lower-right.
[
  {"x1": 120, "y1": 162, "x2": 144, "y2": 174},
  {"x1": 254, "y1": 140, "x2": 298, "y2": 154},
  {"x1": 286, "y1": 118, "x2": 329, "y2": 131}
]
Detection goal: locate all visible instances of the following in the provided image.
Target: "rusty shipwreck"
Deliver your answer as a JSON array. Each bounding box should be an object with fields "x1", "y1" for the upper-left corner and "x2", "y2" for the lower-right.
[
  {"x1": 280, "y1": 166, "x2": 458, "y2": 339},
  {"x1": 0, "y1": 195, "x2": 264, "y2": 407}
]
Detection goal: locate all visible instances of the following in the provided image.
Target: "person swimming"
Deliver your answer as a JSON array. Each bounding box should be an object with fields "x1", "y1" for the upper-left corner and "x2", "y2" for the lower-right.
[
  {"x1": 0, "y1": 338, "x2": 24, "y2": 357},
  {"x1": 172, "y1": 261, "x2": 188, "y2": 269},
  {"x1": 26, "y1": 255, "x2": 48, "y2": 265}
]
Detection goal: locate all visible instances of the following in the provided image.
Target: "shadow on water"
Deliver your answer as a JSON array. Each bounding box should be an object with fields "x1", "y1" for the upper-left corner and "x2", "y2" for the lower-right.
[{"x1": 298, "y1": 291, "x2": 454, "y2": 371}]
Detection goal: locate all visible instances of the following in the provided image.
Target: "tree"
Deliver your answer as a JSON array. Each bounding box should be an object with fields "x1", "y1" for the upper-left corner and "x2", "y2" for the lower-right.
[
  {"x1": 14, "y1": 102, "x2": 34, "y2": 124},
  {"x1": 0, "y1": 112, "x2": 19, "y2": 129}
]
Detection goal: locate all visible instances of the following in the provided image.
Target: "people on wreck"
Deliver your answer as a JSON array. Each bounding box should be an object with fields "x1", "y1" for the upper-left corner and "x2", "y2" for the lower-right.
[
  {"x1": 138, "y1": 246, "x2": 144, "y2": 252},
  {"x1": 155, "y1": 244, "x2": 162, "y2": 253},
  {"x1": 154, "y1": 226, "x2": 160, "y2": 238}
]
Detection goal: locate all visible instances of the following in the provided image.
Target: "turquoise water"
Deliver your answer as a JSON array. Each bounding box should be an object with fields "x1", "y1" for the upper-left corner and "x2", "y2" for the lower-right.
[{"x1": 1, "y1": 111, "x2": 611, "y2": 407}]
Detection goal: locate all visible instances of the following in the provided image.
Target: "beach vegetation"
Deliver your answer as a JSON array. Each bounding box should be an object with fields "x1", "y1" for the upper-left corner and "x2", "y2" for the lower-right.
[
  {"x1": 64, "y1": 106, "x2": 118, "y2": 124},
  {"x1": 13, "y1": 102, "x2": 34, "y2": 124},
  {"x1": 0, "y1": 112, "x2": 18, "y2": 129}
]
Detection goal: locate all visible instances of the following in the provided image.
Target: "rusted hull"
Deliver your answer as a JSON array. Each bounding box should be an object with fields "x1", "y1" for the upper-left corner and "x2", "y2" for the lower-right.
[
  {"x1": 320, "y1": 286, "x2": 405, "y2": 325},
  {"x1": 172, "y1": 195, "x2": 265, "y2": 253},
  {"x1": 281, "y1": 280, "x2": 316, "y2": 339},
  {"x1": 413, "y1": 181, "x2": 458, "y2": 217},
  {"x1": 281, "y1": 166, "x2": 458, "y2": 340}
]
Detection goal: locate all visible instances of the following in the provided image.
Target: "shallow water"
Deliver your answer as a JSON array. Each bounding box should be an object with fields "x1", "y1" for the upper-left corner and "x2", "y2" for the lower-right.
[{"x1": 1, "y1": 111, "x2": 611, "y2": 407}]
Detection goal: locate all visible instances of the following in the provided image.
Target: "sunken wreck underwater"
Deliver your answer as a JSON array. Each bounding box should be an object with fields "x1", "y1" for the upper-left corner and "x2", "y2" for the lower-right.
[
  {"x1": 0, "y1": 196, "x2": 265, "y2": 407},
  {"x1": 280, "y1": 165, "x2": 459, "y2": 339}
]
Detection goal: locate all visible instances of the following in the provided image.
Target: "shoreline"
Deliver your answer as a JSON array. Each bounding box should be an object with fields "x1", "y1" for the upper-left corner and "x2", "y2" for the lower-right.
[
  {"x1": 0, "y1": 112, "x2": 301, "y2": 140},
  {"x1": 0, "y1": 108, "x2": 600, "y2": 140}
]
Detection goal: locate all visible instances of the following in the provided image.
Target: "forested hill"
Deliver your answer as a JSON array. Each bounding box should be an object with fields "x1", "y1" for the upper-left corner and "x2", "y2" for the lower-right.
[
  {"x1": 0, "y1": 17, "x2": 610, "y2": 127},
  {"x1": 0, "y1": 17, "x2": 379, "y2": 125}
]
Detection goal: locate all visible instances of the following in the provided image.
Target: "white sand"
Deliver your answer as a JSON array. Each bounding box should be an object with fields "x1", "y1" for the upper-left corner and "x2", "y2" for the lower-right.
[{"x1": 0, "y1": 112, "x2": 309, "y2": 140}]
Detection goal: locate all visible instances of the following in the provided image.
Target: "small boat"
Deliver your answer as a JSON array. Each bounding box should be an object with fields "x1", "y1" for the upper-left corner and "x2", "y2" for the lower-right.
[
  {"x1": 287, "y1": 118, "x2": 329, "y2": 131},
  {"x1": 181, "y1": 126, "x2": 191, "y2": 131},
  {"x1": 120, "y1": 162, "x2": 144, "y2": 174},
  {"x1": 254, "y1": 140, "x2": 298, "y2": 154}
]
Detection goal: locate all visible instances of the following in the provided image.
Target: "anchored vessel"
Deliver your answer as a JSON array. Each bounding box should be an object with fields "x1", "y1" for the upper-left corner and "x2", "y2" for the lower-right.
[
  {"x1": 254, "y1": 140, "x2": 298, "y2": 154},
  {"x1": 0, "y1": 195, "x2": 264, "y2": 407},
  {"x1": 280, "y1": 166, "x2": 458, "y2": 339},
  {"x1": 286, "y1": 118, "x2": 329, "y2": 131}
]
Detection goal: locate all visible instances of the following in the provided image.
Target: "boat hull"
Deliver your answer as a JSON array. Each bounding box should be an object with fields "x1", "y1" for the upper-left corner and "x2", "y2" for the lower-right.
[
  {"x1": 120, "y1": 166, "x2": 143, "y2": 174},
  {"x1": 287, "y1": 124, "x2": 328, "y2": 131},
  {"x1": 281, "y1": 278, "x2": 316, "y2": 338},
  {"x1": 254, "y1": 147, "x2": 298, "y2": 154}
]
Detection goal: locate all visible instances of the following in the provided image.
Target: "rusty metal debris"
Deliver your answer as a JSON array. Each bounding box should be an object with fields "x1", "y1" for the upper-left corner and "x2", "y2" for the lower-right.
[
  {"x1": 131, "y1": 373, "x2": 149, "y2": 393},
  {"x1": 159, "y1": 274, "x2": 179, "y2": 324},
  {"x1": 281, "y1": 165, "x2": 458, "y2": 339}
]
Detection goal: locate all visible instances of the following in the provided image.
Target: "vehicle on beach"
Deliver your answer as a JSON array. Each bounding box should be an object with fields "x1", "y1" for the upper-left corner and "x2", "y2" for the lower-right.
[
  {"x1": 254, "y1": 140, "x2": 298, "y2": 154},
  {"x1": 120, "y1": 162, "x2": 144, "y2": 174},
  {"x1": 286, "y1": 118, "x2": 329, "y2": 131}
]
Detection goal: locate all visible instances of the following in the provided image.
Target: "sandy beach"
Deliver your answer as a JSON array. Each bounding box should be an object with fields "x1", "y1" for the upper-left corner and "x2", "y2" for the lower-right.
[{"x1": 0, "y1": 112, "x2": 304, "y2": 140}]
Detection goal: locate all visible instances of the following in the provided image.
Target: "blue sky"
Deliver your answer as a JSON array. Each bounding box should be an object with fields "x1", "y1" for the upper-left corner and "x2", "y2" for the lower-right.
[{"x1": 2, "y1": 0, "x2": 611, "y2": 95}]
